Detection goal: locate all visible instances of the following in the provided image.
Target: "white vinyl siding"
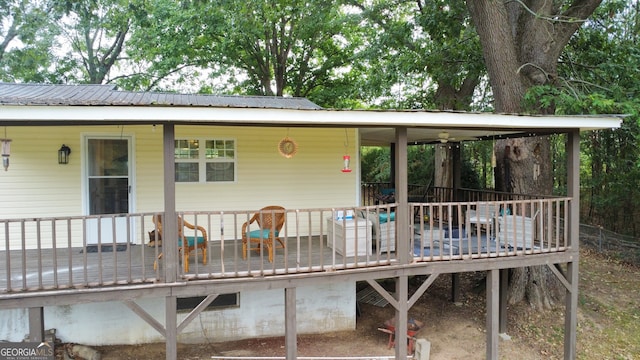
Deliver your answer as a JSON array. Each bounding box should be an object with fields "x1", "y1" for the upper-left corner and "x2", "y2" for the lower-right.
[{"x1": 0, "y1": 125, "x2": 359, "y2": 247}]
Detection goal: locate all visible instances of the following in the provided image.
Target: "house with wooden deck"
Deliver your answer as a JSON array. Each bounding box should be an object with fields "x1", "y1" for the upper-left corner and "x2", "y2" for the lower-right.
[{"x1": 0, "y1": 83, "x2": 621, "y2": 359}]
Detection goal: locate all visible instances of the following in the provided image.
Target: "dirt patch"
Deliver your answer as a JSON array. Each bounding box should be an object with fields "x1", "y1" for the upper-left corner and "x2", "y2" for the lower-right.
[{"x1": 64, "y1": 248, "x2": 638, "y2": 359}]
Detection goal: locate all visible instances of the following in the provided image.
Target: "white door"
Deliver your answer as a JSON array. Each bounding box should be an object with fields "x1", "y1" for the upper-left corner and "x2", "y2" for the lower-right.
[{"x1": 84, "y1": 136, "x2": 134, "y2": 244}]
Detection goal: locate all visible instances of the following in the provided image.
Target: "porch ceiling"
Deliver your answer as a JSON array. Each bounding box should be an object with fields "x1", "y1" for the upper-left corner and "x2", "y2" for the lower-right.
[{"x1": 358, "y1": 127, "x2": 536, "y2": 146}]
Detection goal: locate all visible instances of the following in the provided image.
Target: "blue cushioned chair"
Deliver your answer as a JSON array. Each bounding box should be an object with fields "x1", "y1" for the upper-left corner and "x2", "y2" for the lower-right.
[
  {"x1": 151, "y1": 214, "x2": 207, "y2": 272},
  {"x1": 378, "y1": 212, "x2": 395, "y2": 223},
  {"x1": 242, "y1": 206, "x2": 286, "y2": 262}
]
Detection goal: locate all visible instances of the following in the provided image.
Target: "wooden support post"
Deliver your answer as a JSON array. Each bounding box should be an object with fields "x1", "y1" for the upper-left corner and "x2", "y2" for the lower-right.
[
  {"x1": 285, "y1": 287, "x2": 297, "y2": 360},
  {"x1": 451, "y1": 273, "x2": 460, "y2": 303},
  {"x1": 567, "y1": 129, "x2": 580, "y2": 250},
  {"x1": 499, "y1": 269, "x2": 508, "y2": 333},
  {"x1": 564, "y1": 129, "x2": 580, "y2": 359},
  {"x1": 486, "y1": 269, "x2": 499, "y2": 360},
  {"x1": 395, "y1": 275, "x2": 409, "y2": 359},
  {"x1": 395, "y1": 127, "x2": 409, "y2": 264},
  {"x1": 390, "y1": 143, "x2": 396, "y2": 189},
  {"x1": 28, "y1": 307, "x2": 44, "y2": 342},
  {"x1": 452, "y1": 145, "x2": 462, "y2": 203},
  {"x1": 564, "y1": 261, "x2": 578, "y2": 360},
  {"x1": 163, "y1": 124, "x2": 178, "y2": 282},
  {"x1": 165, "y1": 296, "x2": 177, "y2": 360}
]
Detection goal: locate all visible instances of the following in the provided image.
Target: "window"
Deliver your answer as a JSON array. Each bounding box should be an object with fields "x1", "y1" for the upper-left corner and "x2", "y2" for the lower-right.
[
  {"x1": 176, "y1": 293, "x2": 239, "y2": 312},
  {"x1": 175, "y1": 139, "x2": 236, "y2": 182}
]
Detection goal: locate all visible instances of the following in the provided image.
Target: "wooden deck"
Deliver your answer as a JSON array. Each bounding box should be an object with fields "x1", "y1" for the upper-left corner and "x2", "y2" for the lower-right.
[
  {"x1": 0, "y1": 195, "x2": 579, "y2": 360},
  {"x1": 0, "y1": 196, "x2": 571, "y2": 298}
]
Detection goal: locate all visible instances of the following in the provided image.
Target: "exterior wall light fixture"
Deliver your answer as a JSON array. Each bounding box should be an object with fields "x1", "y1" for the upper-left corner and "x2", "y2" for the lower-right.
[{"x1": 58, "y1": 144, "x2": 71, "y2": 164}]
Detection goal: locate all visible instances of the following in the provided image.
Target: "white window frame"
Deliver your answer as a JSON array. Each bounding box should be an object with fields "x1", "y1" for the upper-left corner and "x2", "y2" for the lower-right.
[{"x1": 175, "y1": 138, "x2": 237, "y2": 183}]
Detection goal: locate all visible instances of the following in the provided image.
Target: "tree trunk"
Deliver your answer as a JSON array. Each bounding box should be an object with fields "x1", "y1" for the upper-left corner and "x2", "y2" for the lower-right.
[
  {"x1": 433, "y1": 76, "x2": 479, "y2": 190},
  {"x1": 467, "y1": 0, "x2": 602, "y2": 309},
  {"x1": 508, "y1": 265, "x2": 563, "y2": 309},
  {"x1": 494, "y1": 137, "x2": 553, "y2": 197},
  {"x1": 434, "y1": 144, "x2": 452, "y2": 189}
]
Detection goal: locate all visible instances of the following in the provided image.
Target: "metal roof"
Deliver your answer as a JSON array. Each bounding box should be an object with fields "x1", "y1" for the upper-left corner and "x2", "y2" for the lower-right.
[
  {"x1": 0, "y1": 83, "x2": 622, "y2": 145},
  {"x1": 0, "y1": 83, "x2": 322, "y2": 110}
]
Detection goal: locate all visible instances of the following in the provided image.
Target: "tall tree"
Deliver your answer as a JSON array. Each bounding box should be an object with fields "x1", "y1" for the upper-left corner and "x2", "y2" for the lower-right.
[
  {"x1": 0, "y1": 0, "x2": 61, "y2": 82},
  {"x1": 121, "y1": 0, "x2": 224, "y2": 91},
  {"x1": 412, "y1": 0, "x2": 484, "y2": 189},
  {"x1": 126, "y1": 0, "x2": 363, "y2": 102},
  {"x1": 55, "y1": 0, "x2": 133, "y2": 84},
  {"x1": 351, "y1": 0, "x2": 485, "y2": 188},
  {"x1": 218, "y1": 0, "x2": 361, "y2": 98},
  {"x1": 552, "y1": 0, "x2": 640, "y2": 236},
  {"x1": 466, "y1": 0, "x2": 603, "y2": 308}
]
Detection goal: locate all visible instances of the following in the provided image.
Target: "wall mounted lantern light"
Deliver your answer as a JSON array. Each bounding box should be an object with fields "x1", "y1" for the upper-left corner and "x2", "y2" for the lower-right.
[
  {"x1": 58, "y1": 144, "x2": 71, "y2": 164},
  {"x1": 1, "y1": 138, "x2": 11, "y2": 171}
]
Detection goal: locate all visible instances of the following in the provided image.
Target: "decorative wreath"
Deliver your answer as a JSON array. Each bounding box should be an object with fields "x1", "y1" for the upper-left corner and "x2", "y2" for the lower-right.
[{"x1": 278, "y1": 136, "x2": 298, "y2": 158}]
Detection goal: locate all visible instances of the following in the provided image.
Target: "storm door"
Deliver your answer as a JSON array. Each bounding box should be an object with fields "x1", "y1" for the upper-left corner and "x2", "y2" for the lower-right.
[{"x1": 84, "y1": 136, "x2": 134, "y2": 244}]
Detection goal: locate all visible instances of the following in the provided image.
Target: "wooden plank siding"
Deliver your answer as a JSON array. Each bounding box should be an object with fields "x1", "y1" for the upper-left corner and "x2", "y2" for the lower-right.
[{"x1": 1, "y1": 196, "x2": 570, "y2": 296}]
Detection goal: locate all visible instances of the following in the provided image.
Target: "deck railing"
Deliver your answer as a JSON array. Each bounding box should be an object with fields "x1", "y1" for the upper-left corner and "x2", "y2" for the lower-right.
[
  {"x1": 410, "y1": 197, "x2": 569, "y2": 261},
  {"x1": 1, "y1": 195, "x2": 570, "y2": 294},
  {"x1": 361, "y1": 183, "x2": 559, "y2": 206}
]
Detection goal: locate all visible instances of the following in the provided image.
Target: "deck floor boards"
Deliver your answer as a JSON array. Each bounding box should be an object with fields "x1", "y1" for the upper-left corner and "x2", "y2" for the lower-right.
[
  {"x1": 0, "y1": 235, "x2": 397, "y2": 292},
  {"x1": 1, "y1": 221, "x2": 556, "y2": 294}
]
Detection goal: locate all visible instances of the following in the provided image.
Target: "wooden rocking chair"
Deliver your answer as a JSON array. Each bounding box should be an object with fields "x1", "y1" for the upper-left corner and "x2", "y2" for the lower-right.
[
  {"x1": 151, "y1": 214, "x2": 207, "y2": 272},
  {"x1": 241, "y1": 206, "x2": 286, "y2": 262}
]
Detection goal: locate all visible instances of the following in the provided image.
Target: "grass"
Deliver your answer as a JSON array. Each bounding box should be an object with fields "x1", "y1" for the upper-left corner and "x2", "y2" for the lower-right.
[
  {"x1": 504, "y1": 248, "x2": 640, "y2": 360},
  {"x1": 573, "y1": 249, "x2": 639, "y2": 360}
]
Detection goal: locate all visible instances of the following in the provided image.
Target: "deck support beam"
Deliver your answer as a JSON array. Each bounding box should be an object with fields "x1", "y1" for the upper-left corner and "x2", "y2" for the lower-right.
[
  {"x1": 163, "y1": 123, "x2": 178, "y2": 283},
  {"x1": 564, "y1": 129, "x2": 580, "y2": 359},
  {"x1": 28, "y1": 307, "x2": 44, "y2": 342},
  {"x1": 163, "y1": 123, "x2": 178, "y2": 360},
  {"x1": 409, "y1": 273, "x2": 439, "y2": 309},
  {"x1": 452, "y1": 144, "x2": 462, "y2": 202},
  {"x1": 564, "y1": 261, "x2": 578, "y2": 360},
  {"x1": 394, "y1": 127, "x2": 410, "y2": 264},
  {"x1": 165, "y1": 296, "x2": 177, "y2": 360},
  {"x1": 177, "y1": 294, "x2": 219, "y2": 333},
  {"x1": 124, "y1": 300, "x2": 166, "y2": 337},
  {"x1": 394, "y1": 275, "x2": 409, "y2": 360},
  {"x1": 486, "y1": 269, "x2": 499, "y2": 359},
  {"x1": 285, "y1": 287, "x2": 297, "y2": 360},
  {"x1": 451, "y1": 273, "x2": 460, "y2": 303},
  {"x1": 499, "y1": 269, "x2": 508, "y2": 333}
]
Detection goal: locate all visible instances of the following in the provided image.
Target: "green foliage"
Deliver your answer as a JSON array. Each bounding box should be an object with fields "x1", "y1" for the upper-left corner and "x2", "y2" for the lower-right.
[
  {"x1": 121, "y1": 0, "x2": 367, "y2": 103},
  {"x1": 520, "y1": 0, "x2": 640, "y2": 236},
  {"x1": 407, "y1": 146, "x2": 435, "y2": 186},
  {"x1": 361, "y1": 144, "x2": 481, "y2": 189},
  {"x1": 4, "y1": 0, "x2": 640, "y2": 240},
  {"x1": 463, "y1": 141, "x2": 494, "y2": 189},
  {"x1": 0, "y1": 0, "x2": 61, "y2": 82},
  {"x1": 361, "y1": 146, "x2": 435, "y2": 185},
  {"x1": 53, "y1": 0, "x2": 134, "y2": 84},
  {"x1": 121, "y1": 0, "x2": 219, "y2": 90},
  {"x1": 360, "y1": 147, "x2": 391, "y2": 183},
  {"x1": 351, "y1": 0, "x2": 484, "y2": 110}
]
